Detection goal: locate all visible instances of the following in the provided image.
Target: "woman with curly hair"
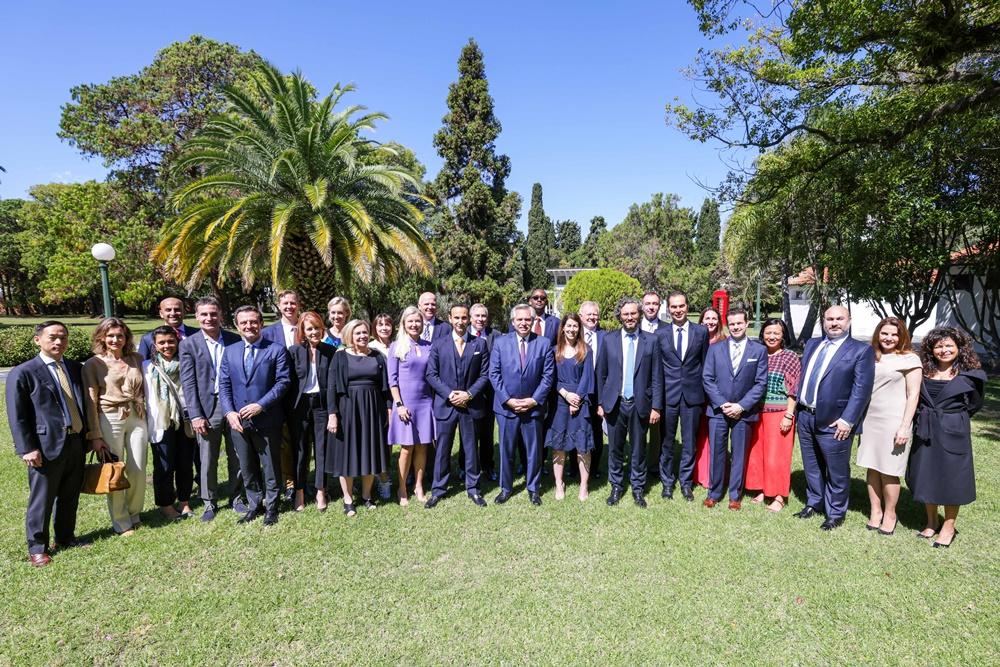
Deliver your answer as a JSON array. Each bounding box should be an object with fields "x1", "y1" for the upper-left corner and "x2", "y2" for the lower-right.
[{"x1": 907, "y1": 327, "x2": 987, "y2": 548}]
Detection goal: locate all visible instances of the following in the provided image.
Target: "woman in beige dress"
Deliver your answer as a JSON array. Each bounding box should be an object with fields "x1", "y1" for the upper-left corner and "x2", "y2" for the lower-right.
[
  {"x1": 856, "y1": 317, "x2": 921, "y2": 535},
  {"x1": 83, "y1": 318, "x2": 149, "y2": 536}
]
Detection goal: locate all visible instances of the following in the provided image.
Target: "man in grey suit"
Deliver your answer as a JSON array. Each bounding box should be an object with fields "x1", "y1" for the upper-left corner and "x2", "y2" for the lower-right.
[{"x1": 179, "y1": 296, "x2": 244, "y2": 522}]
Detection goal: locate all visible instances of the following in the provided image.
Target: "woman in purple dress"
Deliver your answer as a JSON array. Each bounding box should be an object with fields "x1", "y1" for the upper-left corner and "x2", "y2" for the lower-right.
[{"x1": 387, "y1": 306, "x2": 435, "y2": 505}]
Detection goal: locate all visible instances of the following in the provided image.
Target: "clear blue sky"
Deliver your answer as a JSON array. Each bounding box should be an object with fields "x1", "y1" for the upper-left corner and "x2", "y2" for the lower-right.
[{"x1": 0, "y1": 1, "x2": 737, "y2": 230}]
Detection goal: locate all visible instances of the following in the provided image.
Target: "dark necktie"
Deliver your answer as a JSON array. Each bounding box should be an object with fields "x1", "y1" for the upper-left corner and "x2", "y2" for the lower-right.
[
  {"x1": 676, "y1": 326, "x2": 684, "y2": 361},
  {"x1": 244, "y1": 345, "x2": 255, "y2": 376},
  {"x1": 519, "y1": 338, "x2": 527, "y2": 369}
]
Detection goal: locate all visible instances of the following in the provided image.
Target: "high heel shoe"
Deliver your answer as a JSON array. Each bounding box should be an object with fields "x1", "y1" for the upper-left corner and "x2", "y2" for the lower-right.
[
  {"x1": 343, "y1": 503, "x2": 356, "y2": 517},
  {"x1": 933, "y1": 528, "x2": 958, "y2": 548}
]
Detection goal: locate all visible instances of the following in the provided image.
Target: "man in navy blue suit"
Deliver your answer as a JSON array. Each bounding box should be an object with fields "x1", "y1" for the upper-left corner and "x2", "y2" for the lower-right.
[
  {"x1": 458, "y1": 303, "x2": 499, "y2": 480},
  {"x1": 418, "y1": 292, "x2": 453, "y2": 342},
  {"x1": 579, "y1": 301, "x2": 605, "y2": 476},
  {"x1": 425, "y1": 304, "x2": 491, "y2": 508},
  {"x1": 137, "y1": 296, "x2": 199, "y2": 359},
  {"x1": 527, "y1": 288, "x2": 560, "y2": 344},
  {"x1": 597, "y1": 297, "x2": 662, "y2": 508},
  {"x1": 657, "y1": 290, "x2": 710, "y2": 501},
  {"x1": 260, "y1": 289, "x2": 301, "y2": 348},
  {"x1": 795, "y1": 305, "x2": 875, "y2": 530},
  {"x1": 219, "y1": 305, "x2": 291, "y2": 526},
  {"x1": 701, "y1": 308, "x2": 768, "y2": 509},
  {"x1": 259, "y1": 289, "x2": 301, "y2": 502},
  {"x1": 489, "y1": 303, "x2": 555, "y2": 506}
]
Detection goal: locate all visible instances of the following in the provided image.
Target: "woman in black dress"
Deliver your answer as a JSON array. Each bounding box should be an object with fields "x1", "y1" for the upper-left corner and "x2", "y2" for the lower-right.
[
  {"x1": 289, "y1": 311, "x2": 336, "y2": 512},
  {"x1": 326, "y1": 319, "x2": 391, "y2": 516},
  {"x1": 906, "y1": 327, "x2": 987, "y2": 548}
]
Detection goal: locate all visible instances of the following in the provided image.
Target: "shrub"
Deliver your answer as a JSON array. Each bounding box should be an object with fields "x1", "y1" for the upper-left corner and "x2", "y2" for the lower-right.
[
  {"x1": 560, "y1": 269, "x2": 641, "y2": 331},
  {"x1": 0, "y1": 326, "x2": 93, "y2": 367}
]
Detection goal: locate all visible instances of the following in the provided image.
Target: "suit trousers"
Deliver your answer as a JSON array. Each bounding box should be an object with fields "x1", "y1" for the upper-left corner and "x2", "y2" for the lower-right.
[
  {"x1": 25, "y1": 433, "x2": 84, "y2": 554},
  {"x1": 150, "y1": 425, "x2": 195, "y2": 506},
  {"x1": 707, "y1": 416, "x2": 751, "y2": 502},
  {"x1": 796, "y1": 411, "x2": 852, "y2": 520},
  {"x1": 197, "y1": 399, "x2": 243, "y2": 505},
  {"x1": 433, "y1": 412, "x2": 481, "y2": 497},
  {"x1": 232, "y1": 427, "x2": 283, "y2": 512},
  {"x1": 498, "y1": 414, "x2": 543, "y2": 494},
  {"x1": 99, "y1": 410, "x2": 148, "y2": 533},
  {"x1": 606, "y1": 399, "x2": 649, "y2": 492},
  {"x1": 658, "y1": 399, "x2": 703, "y2": 490},
  {"x1": 458, "y1": 412, "x2": 495, "y2": 474},
  {"x1": 290, "y1": 395, "x2": 325, "y2": 491},
  {"x1": 280, "y1": 422, "x2": 295, "y2": 491}
]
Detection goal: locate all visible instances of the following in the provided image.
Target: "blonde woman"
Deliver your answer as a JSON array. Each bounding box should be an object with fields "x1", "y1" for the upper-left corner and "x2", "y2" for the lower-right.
[
  {"x1": 324, "y1": 296, "x2": 351, "y2": 348},
  {"x1": 83, "y1": 318, "x2": 148, "y2": 535}
]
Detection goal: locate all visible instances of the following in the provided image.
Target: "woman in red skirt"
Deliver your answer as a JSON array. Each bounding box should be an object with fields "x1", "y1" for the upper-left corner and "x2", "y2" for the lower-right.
[
  {"x1": 744, "y1": 318, "x2": 800, "y2": 512},
  {"x1": 692, "y1": 307, "x2": 727, "y2": 487}
]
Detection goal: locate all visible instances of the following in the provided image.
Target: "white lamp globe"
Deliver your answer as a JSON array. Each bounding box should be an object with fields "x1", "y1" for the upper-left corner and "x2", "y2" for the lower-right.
[{"x1": 91, "y1": 242, "x2": 116, "y2": 262}]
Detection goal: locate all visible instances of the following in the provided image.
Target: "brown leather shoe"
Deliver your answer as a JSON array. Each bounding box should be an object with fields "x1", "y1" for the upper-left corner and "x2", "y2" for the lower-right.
[
  {"x1": 703, "y1": 498, "x2": 717, "y2": 508},
  {"x1": 728, "y1": 500, "x2": 742, "y2": 511},
  {"x1": 28, "y1": 553, "x2": 52, "y2": 567}
]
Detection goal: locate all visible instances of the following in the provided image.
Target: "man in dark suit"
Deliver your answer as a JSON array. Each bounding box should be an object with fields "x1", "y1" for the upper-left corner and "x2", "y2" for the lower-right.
[
  {"x1": 656, "y1": 290, "x2": 710, "y2": 501},
  {"x1": 179, "y1": 296, "x2": 244, "y2": 522},
  {"x1": 701, "y1": 308, "x2": 768, "y2": 510},
  {"x1": 579, "y1": 300, "x2": 605, "y2": 476},
  {"x1": 6, "y1": 321, "x2": 97, "y2": 566},
  {"x1": 640, "y1": 292, "x2": 669, "y2": 334},
  {"x1": 489, "y1": 303, "x2": 555, "y2": 506},
  {"x1": 219, "y1": 305, "x2": 291, "y2": 526},
  {"x1": 516, "y1": 288, "x2": 560, "y2": 344},
  {"x1": 259, "y1": 289, "x2": 301, "y2": 501},
  {"x1": 795, "y1": 305, "x2": 875, "y2": 530},
  {"x1": 460, "y1": 303, "x2": 498, "y2": 480},
  {"x1": 597, "y1": 297, "x2": 662, "y2": 508},
  {"x1": 137, "y1": 296, "x2": 199, "y2": 359},
  {"x1": 418, "y1": 291, "x2": 452, "y2": 342},
  {"x1": 426, "y1": 304, "x2": 491, "y2": 508}
]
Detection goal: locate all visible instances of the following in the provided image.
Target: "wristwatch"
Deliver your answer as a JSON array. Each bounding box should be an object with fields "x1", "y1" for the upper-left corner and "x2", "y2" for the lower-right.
[{"x1": 395, "y1": 401, "x2": 405, "y2": 408}]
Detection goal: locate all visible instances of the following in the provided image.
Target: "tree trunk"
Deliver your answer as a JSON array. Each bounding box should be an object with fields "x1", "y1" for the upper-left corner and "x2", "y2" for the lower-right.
[{"x1": 283, "y1": 236, "x2": 341, "y2": 315}]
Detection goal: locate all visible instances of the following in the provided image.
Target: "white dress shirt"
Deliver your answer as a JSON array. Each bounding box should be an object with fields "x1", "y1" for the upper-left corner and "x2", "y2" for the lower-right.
[
  {"x1": 800, "y1": 334, "x2": 850, "y2": 409},
  {"x1": 584, "y1": 327, "x2": 599, "y2": 363},
  {"x1": 672, "y1": 320, "x2": 690, "y2": 360},
  {"x1": 202, "y1": 331, "x2": 224, "y2": 394},
  {"x1": 282, "y1": 322, "x2": 296, "y2": 348},
  {"x1": 641, "y1": 317, "x2": 660, "y2": 334}
]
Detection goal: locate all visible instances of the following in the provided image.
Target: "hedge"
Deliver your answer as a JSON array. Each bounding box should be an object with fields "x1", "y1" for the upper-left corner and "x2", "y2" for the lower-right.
[
  {"x1": 560, "y1": 269, "x2": 642, "y2": 331},
  {"x1": 0, "y1": 326, "x2": 94, "y2": 367}
]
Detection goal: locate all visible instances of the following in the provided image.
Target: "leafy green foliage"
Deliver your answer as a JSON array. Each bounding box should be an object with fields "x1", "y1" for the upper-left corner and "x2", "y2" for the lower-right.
[
  {"x1": 694, "y1": 198, "x2": 721, "y2": 267},
  {"x1": 0, "y1": 200, "x2": 38, "y2": 315},
  {"x1": 525, "y1": 183, "x2": 555, "y2": 288},
  {"x1": 560, "y1": 269, "x2": 641, "y2": 331},
  {"x1": 568, "y1": 216, "x2": 607, "y2": 268},
  {"x1": 0, "y1": 325, "x2": 92, "y2": 366}
]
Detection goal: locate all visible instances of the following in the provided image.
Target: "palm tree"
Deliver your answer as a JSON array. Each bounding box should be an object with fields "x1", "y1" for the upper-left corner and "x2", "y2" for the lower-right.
[{"x1": 155, "y1": 63, "x2": 433, "y2": 311}]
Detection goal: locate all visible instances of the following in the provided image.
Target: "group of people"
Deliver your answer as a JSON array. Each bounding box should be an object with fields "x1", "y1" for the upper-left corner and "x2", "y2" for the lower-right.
[{"x1": 6, "y1": 288, "x2": 988, "y2": 567}]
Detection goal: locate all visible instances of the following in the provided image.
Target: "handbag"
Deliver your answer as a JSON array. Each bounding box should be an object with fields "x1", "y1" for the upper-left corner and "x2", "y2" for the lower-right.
[{"x1": 81, "y1": 450, "x2": 131, "y2": 495}]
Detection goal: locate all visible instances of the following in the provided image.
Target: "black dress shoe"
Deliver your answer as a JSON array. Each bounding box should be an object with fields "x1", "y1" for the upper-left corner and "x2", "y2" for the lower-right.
[
  {"x1": 661, "y1": 486, "x2": 673, "y2": 500},
  {"x1": 681, "y1": 486, "x2": 694, "y2": 502},
  {"x1": 238, "y1": 509, "x2": 260, "y2": 524},
  {"x1": 469, "y1": 494, "x2": 487, "y2": 507},
  {"x1": 494, "y1": 490, "x2": 512, "y2": 504},
  {"x1": 282, "y1": 488, "x2": 295, "y2": 503},
  {"x1": 820, "y1": 517, "x2": 844, "y2": 531},
  {"x1": 794, "y1": 506, "x2": 819, "y2": 519},
  {"x1": 633, "y1": 493, "x2": 648, "y2": 509},
  {"x1": 263, "y1": 510, "x2": 279, "y2": 526},
  {"x1": 529, "y1": 492, "x2": 542, "y2": 506},
  {"x1": 425, "y1": 496, "x2": 441, "y2": 509},
  {"x1": 607, "y1": 487, "x2": 623, "y2": 506}
]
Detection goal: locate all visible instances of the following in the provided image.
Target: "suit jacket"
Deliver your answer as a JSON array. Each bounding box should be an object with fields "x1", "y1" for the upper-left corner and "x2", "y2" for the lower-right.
[
  {"x1": 179, "y1": 329, "x2": 242, "y2": 422},
  {"x1": 288, "y1": 342, "x2": 336, "y2": 411},
  {"x1": 261, "y1": 321, "x2": 295, "y2": 348},
  {"x1": 6, "y1": 356, "x2": 87, "y2": 459},
  {"x1": 596, "y1": 329, "x2": 663, "y2": 418},
  {"x1": 138, "y1": 323, "x2": 200, "y2": 360},
  {"x1": 702, "y1": 338, "x2": 768, "y2": 421},
  {"x1": 508, "y1": 313, "x2": 560, "y2": 345},
  {"x1": 219, "y1": 337, "x2": 291, "y2": 432},
  {"x1": 489, "y1": 332, "x2": 555, "y2": 419},
  {"x1": 419, "y1": 316, "x2": 452, "y2": 342},
  {"x1": 658, "y1": 321, "x2": 710, "y2": 406},
  {"x1": 426, "y1": 333, "x2": 491, "y2": 420},
  {"x1": 796, "y1": 336, "x2": 876, "y2": 429}
]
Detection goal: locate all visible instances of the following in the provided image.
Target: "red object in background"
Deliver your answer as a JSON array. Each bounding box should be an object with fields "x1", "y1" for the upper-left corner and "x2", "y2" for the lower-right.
[{"x1": 712, "y1": 290, "x2": 729, "y2": 321}]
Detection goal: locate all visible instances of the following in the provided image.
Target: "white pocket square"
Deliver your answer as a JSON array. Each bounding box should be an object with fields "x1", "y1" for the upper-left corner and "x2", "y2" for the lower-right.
[
  {"x1": 746, "y1": 358, "x2": 758, "y2": 362},
  {"x1": 473, "y1": 351, "x2": 481, "y2": 355}
]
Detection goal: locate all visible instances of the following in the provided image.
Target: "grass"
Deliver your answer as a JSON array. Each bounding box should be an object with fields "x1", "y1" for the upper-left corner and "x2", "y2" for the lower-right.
[{"x1": 0, "y1": 382, "x2": 997, "y2": 665}]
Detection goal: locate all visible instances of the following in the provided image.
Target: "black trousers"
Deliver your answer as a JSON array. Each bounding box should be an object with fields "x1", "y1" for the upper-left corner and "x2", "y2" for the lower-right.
[
  {"x1": 290, "y1": 395, "x2": 326, "y2": 491},
  {"x1": 605, "y1": 399, "x2": 649, "y2": 493},
  {"x1": 231, "y1": 428, "x2": 282, "y2": 512},
  {"x1": 150, "y1": 426, "x2": 195, "y2": 506},
  {"x1": 26, "y1": 433, "x2": 84, "y2": 554}
]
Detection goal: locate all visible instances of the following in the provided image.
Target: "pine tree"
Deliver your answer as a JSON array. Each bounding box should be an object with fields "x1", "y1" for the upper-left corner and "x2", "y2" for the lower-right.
[
  {"x1": 555, "y1": 220, "x2": 581, "y2": 255},
  {"x1": 525, "y1": 183, "x2": 555, "y2": 288},
  {"x1": 569, "y1": 215, "x2": 607, "y2": 267},
  {"x1": 428, "y1": 39, "x2": 523, "y2": 314},
  {"x1": 695, "y1": 198, "x2": 722, "y2": 266}
]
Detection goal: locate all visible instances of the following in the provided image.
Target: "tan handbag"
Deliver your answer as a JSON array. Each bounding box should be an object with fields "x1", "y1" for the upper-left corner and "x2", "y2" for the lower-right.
[{"x1": 81, "y1": 450, "x2": 131, "y2": 495}]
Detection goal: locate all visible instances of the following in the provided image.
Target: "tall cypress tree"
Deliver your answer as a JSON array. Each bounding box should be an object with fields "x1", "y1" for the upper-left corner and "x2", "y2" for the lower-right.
[
  {"x1": 428, "y1": 39, "x2": 522, "y2": 314},
  {"x1": 695, "y1": 198, "x2": 722, "y2": 266},
  {"x1": 525, "y1": 182, "x2": 555, "y2": 288}
]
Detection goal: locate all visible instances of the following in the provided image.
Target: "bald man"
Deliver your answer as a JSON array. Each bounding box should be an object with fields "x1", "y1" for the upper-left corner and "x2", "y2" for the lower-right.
[
  {"x1": 794, "y1": 306, "x2": 875, "y2": 531},
  {"x1": 138, "y1": 297, "x2": 199, "y2": 359},
  {"x1": 418, "y1": 292, "x2": 452, "y2": 342}
]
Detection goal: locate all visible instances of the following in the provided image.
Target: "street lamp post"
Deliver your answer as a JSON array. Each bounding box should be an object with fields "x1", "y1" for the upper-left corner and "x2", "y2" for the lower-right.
[{"x1": 91, "y1": 243, "x2": 116, "y2": 319}]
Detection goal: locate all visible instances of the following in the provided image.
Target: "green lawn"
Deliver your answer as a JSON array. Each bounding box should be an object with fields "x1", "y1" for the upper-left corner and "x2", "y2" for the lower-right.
[{"x1": 0, "y1": 382, "x2": 997, "y2": 665}]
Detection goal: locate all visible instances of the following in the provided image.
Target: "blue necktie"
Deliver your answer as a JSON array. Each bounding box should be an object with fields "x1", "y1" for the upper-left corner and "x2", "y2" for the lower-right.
[
  {"x1": 244, "y1": 345, "x2": 255, "y2": 377},
  {"x1": 623, "y1": 333, "x2": 636, "y2": 400},
  {"x1": 803, "y1": 340, "x2": 833, "y2": 406}
]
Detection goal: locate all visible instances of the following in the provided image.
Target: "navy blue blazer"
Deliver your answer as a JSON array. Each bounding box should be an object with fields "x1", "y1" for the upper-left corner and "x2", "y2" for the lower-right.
[
  {"x1": 260, "y1": 321, "x2": 294, "y2": 347},
  {"x1": 6, "y1": 356, "x2": 87, "y2": 459},
  {"x1": 421, "y1": 316, "x2": 453, "y2": 342},
  {"x1": 702, "y1": 338, "x2": 768, "y2": 421},
  {"x1": 596, "y1": 329, "x2": 663, "y2": 418},
  {"x1": 219, "y1": 337, "x2": 291, "y2": 432},
  {"x1": 489, "y1": 332, "x2": 555, "y2": 419},
  {"x1": 426, "y1": 333, "x2": 491, "y2": 420},
  {"x1": 508, "y1": 313, "x2": 560, "y2": 345},
  {"x1": 137, "y1": 323, "x2": 200, "y2": 360},
  {"x1": 797, "y1": 336, "x2": 876, "y2": 429},
  {"x1": 658, "y1": 322, "x2": 710, "y2": 406},
  {"x1": 178, "y1": 330, "x2": 241, "y2": 421}
]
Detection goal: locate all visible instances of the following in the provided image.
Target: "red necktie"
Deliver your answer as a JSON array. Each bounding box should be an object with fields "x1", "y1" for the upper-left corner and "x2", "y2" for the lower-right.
[{"x1": 533, "y1": 317, "x2": 542, "y2": 336}]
